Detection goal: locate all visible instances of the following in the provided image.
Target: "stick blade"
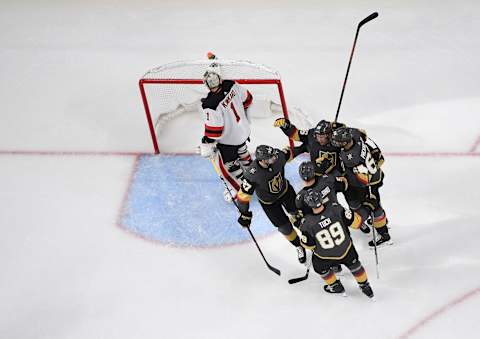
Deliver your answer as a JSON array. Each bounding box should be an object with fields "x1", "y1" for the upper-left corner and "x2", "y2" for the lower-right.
[
  {"x1": 359, "y1": 12, "x2": 379, "y2": 27},
  {"x1": 288, "y1": 269, "x2": 309, "y2": 284},
  {"x1": 268, "y1": 264, "x2": 281, "y2": 276},
  {"x1": 288, "y1": 275, "x2": 308, "y2": 284}
]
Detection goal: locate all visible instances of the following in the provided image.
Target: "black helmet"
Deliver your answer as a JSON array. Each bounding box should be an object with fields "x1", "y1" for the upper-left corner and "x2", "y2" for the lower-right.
[
  {"x1": 331, "y1": 127, "x2": 353, "y2": 148},
  {"x1": 314, "y1": 120, "x2": 332, "y2": 136},
  {"x1": 304, "y1": 189, "x2": 323, "y2": 209},
  {"x1": 255, "y1": 145, "x2": 275, "y2": 161},
  {"x1": 299, "y1": 161, "x2": 316, "y2": 181}
]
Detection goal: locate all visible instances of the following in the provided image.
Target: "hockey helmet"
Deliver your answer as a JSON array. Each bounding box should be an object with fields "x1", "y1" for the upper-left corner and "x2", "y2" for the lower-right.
[
  {"x1": 331, "y1": 127, "x2": 353, "y2": 148},
  {"x1": 314, "y1": 120, "x2": 332, "y2": 136},
  {"x1": 298, "y1": 161, "x2": 316, "y2": 181},
  {"x1": 304, "y1": 189, "x2": 323, "y2": 209},
  {"x1": 255, "y1": 145, "x2": 277, "y2": 164},
  {"x1": 203, "y1": 64, "x2": 223, "y2": 90}
]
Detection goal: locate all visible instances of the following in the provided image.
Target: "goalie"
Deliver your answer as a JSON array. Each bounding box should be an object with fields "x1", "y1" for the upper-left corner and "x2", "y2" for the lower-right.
[{"x1": 199, "y1": 64, "x2": 254, "y2": 202}]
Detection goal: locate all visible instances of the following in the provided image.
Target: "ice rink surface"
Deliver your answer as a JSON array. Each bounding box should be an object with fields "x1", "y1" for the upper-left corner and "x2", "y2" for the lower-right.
[{"x1": 1, "y1": 0, "x2": 480, "y2": 338}]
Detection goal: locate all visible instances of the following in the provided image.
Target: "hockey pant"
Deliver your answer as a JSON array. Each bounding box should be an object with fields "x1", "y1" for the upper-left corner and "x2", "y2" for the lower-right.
[
  {"x1": 259, "y1": 183, "x2": 300, "y2": 247},
  {"x1": 312, "y1": 245, "x2": 368, "y2": 286},
  {"x1": 344, "y1": 184, "x2": 388, "y2": 233},
  {"x1": 215, "y1": 142, "x2": 252, "y2": 198}
]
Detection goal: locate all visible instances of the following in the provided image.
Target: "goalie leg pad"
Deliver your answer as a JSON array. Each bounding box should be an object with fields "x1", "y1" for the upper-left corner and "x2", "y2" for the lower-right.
[
  {"x1": 237, "y1": 142, "x2": 252, "y2": 166},
  {"x1": 224, "y1": 160, "x2": 243, "y2": 181}
]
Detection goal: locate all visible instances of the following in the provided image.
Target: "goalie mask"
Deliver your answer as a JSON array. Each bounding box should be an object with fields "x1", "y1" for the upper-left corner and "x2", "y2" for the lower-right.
[
  {"x1": 331, "y1": 127, "x2": 353, "y2": 148},
  {"x1": 203, "y1": 65, "x2": 222, "y2": 90},
  {"x1": 304, "y1": 189, "x2": 323, "y2": 209}
]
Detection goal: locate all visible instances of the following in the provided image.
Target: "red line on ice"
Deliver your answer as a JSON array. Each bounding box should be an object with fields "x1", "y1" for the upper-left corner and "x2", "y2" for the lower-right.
[
  {"x1": 0, "y1": 150, "x2": 143, "y2": 156},
  {"x1": 1, "y1": 150, "x2": 480, "y2": 157},
  {"x1": 398, "y1": 287, "x2": 480, "y2": 339}
]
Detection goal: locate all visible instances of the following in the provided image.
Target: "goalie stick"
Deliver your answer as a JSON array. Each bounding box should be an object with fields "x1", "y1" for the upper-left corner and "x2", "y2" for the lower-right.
[
  {"x1": 208, "y1": 155, "x2": 281, "y2": 276},
  {"x1": 334, "y1": 12, "x2": 379, "y2": 122}
]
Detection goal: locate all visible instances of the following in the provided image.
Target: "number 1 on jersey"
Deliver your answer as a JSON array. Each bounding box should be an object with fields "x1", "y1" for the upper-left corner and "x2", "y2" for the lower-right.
[{"x1": 230, "y1": 102, "x2": 240, "y2": 122}]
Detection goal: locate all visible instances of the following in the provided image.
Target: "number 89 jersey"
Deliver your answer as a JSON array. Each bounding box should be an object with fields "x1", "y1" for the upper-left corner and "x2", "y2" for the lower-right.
[
  {"x1": 300, "y1": 203, "x2": 355, "y2": 260},
  {"x1": 202, "y1": 80, "x2": 252, "y2": 146}
]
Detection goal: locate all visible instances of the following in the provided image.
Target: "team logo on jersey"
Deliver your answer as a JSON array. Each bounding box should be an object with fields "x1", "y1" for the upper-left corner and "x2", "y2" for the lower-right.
[
  {"x1": 268, "y1": 172, "x2": 283, "y2": 194},
  {"x1": 316, "y1": 151, "x2": 336, "y2": 173}
]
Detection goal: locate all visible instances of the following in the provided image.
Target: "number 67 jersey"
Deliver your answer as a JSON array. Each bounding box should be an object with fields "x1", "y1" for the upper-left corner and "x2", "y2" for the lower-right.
[
  {"x1": 300, "y1": 203, "x2": 358, "y2": 260},
  {"x1": 202, "y1": 80, "x2": 253, "y2": 146}
]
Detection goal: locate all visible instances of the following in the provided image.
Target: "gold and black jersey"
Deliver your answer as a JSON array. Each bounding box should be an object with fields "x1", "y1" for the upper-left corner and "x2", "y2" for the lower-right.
[
  {"x1": 301, "y1": 130, "x2": 343, "y2": 176},
  {"x1": 295, "y1": 175, "x2": 348, "y2": 216},
  {"x1": 300, "y1": 203, "x2": 354, "y2": 260},
  {"x1": 239, "y1": 148, "x2": 291, "y2": 205},
  {"x1": 339, "y1": 133, "x2": 383, "y2": 188},
  {"x1": 279, "y1": 122, "x2": 343, "y2": 176}
]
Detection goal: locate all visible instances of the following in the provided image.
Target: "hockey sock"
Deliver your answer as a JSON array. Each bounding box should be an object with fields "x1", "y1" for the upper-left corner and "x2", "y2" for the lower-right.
[
  {"x1": 321, "y1": 269, "x2": 338, "y2": 285},
  {"x1": 373, "y1": 210, "x2": 387, "y2": 228},
  {"x1": 284, "y1": 230, "x2": 301, "y2": 247},
  {"x1": 348, "y1": 261, "x2": 368, "y2": 284}
]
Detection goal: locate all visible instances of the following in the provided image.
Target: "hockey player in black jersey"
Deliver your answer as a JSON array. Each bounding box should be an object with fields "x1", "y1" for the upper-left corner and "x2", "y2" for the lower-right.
[
  {"x1": 274, "y1": 118, "x2": 345, "y2": 176},
  {"x1": 300, "y1": 190, "x2": 374, "y2": 298},
  {"x1": 236, "y1": 145, "x2": 306, "y2": 264},
  {"x1": 295, "y1": 161, "x2": 351, "y2": 274},
  {"x1": 295, "y1": 161, "x2": 370, "y2": 232},
  {"x1": 331, "y1": 127, "x2": 392, "y2": 247},
  {"x1": 295, "y1": 161, "x2": 347, "y2": 215},
  {"x1": 199, "y1": 64, "x2": 254, "y2": 202}
]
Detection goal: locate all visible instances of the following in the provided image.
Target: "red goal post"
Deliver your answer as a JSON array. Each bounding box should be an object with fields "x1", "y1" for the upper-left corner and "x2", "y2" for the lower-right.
[{"x1": 139, "y1": 59, "x2": 295, "y2": 154}]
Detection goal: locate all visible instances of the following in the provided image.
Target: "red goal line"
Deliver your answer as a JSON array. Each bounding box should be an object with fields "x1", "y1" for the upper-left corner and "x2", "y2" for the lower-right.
[{"x1": 0, "y1": 150, "x2": 479, "y2": 157}]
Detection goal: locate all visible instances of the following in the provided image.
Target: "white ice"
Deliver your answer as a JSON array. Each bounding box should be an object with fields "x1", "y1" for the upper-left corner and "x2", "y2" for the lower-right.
[{"x1": 1, "y1": 0, "x2": 480, "y2": 338}]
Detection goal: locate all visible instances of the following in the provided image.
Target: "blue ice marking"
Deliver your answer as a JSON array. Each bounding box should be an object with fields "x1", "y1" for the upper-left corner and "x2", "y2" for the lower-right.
[{"x1": 122, "y1": 154, "x2": 306, "y2": 247}]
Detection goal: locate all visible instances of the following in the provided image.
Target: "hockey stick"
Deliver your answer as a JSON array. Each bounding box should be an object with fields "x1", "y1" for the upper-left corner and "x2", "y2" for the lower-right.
[
  {"x1": 208, "y1": 155, "x2": 281, "y2": 276},
  {"x1": 371, "y1": 212, "x2": 380, "y2": 279},
  {"x1": 334, "y1": 12, "x2": 379, "y2": 122},
  {"x1": 288, "y1": 258, "x2": 311, "y2": 284}
]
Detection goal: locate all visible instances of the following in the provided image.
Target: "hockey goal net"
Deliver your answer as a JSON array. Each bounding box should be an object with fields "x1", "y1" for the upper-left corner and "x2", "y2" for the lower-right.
[{"x1": 139, "y1": 58, "x2": 312, "y2": 154}]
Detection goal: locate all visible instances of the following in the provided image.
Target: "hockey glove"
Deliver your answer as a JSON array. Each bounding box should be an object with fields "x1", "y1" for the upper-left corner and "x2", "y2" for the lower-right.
[
  {"x1": 199, "y1": 143, "x2": 216, "y2": 157},
  {"x1": 291, "y1": 210, "x2": 304, "y2": 228},
  {"x1": 273, "y1": 118, "x2": 291, "y2": 130},
  {"x1": 331, "y1": 121, "x2": 346, "y2": 131},
  {"x1": 238, "y1": 211, "x2": 253, "y2": 228}
]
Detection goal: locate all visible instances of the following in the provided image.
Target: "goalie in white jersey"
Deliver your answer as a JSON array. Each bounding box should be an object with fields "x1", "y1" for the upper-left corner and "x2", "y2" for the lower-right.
[{"x1": 199, "y1": 64, "x2": 253, "y2": 201}]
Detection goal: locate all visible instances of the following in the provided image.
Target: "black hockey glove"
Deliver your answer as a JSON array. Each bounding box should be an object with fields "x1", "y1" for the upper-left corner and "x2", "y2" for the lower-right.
[
  {"x1": 201, "y1": 135, "x2": 216, "y2": 144},
  {"x1": 331, "y1": 121, "x2": 346, "y2": 131},
  {"x1": 238, "y1": 211, "x2": 253, "y2": 228},
  {"x1": 363, "y1": 192, "x2": 378, "y2": 212},
  {"x1": 273, "y1": 118, "x2": 291, "y2": 130},
  {"x1": 291, "y1": 210, "x2": 304, "y2": 228}
]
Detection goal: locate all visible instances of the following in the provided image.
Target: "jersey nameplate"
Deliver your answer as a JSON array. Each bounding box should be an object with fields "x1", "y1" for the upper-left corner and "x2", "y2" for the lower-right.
[
  {"x1": 317, "y1": 217, "x2": 332, "y2": 229},
  {"x1": 221, "y1": 88, "x2": 237, "y2": 109}
]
